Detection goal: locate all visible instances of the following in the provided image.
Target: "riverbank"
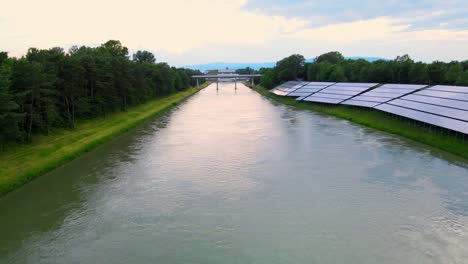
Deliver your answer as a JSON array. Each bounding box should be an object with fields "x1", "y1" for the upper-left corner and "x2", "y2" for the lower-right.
[
  {"x1": 0, "y1": 85, "x2": 206, "y2": 197},
  {"x1": 253, "y1": 86, "x2": 468, "y2": 160}
]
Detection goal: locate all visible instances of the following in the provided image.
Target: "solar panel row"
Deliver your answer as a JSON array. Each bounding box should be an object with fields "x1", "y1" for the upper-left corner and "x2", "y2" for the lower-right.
[
  {"x1": 270, "y1": 81, "x2": 308, "y2": 96},
  {"x1": 341, "y1": 84, "x2": 426, "y2": 108},
  {"x1": 375, "y1": 104, "x2": 468, "y2": 134},
  {"x1": 376, "y1": 84, "x2": 468, "y2": 134},
  {"x1": 286, "y1": 85, "x2": 332, "y2": 97},
  {"x1": 302, "y1": 83, "x2": 378, "y2": 104},
  {"x1": 270, "y1": 82, "x2": 468, "y2": 134}
]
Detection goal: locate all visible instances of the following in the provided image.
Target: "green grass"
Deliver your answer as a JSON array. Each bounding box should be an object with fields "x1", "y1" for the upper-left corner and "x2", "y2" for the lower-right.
[
  {"x1": 0, "y1": 85, "x2": 206, "y2": 197},
  {"x1": 254, "y1": 86, "x2": 468, "y2": 160}
]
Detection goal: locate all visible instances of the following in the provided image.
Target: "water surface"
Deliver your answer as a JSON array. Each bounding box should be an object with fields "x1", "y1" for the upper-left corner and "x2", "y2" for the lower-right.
[{"x1": 1, "y1": 83, "x2": 467, "y2": 263}]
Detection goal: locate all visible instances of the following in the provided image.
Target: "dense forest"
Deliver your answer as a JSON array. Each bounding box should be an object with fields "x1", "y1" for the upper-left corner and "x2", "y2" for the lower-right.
[
  {"x1": 259, "y1": 52, "x2": 468, "y2": 89},
  {"x1": 0, "y1": 40, "x2": 202, "y2": 147}
]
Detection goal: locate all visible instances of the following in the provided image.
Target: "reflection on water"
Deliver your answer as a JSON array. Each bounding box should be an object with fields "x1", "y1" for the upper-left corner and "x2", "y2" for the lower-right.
[{"x1": 0, "y1": 83, "x2": 467, "y2": 263}]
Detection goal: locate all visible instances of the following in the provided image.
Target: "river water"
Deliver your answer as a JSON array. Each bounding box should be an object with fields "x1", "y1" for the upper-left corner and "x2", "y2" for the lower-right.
[{"x1": 1, "y1": 83, "x2": 467, "y2": 263}]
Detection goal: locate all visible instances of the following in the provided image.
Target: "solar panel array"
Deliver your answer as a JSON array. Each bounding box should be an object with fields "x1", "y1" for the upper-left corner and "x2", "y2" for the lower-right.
[
  {"x1": 269, "y1": 81, "x2": 468, "y2": 134},
  {"x1": 270, "y1": 81, "x2": 307, "y2": 96},
  {"x1": 301, "y1": 82, "x2": 378, "y2": 104},
  {"x1": 286, "y1": 82, "x2": 335, "y2": 98},
  {"x1": 376, "y1": 85, "x2": 468, "y2": 134},
  {"x1": 341, "y1": 84, "x2": 427, "y2": 108}
]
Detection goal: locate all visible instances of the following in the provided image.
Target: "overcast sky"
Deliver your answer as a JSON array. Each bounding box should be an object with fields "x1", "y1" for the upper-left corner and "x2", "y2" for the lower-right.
[{"x1": 1, "y1": 0, "x2": 468, "y2": 65}]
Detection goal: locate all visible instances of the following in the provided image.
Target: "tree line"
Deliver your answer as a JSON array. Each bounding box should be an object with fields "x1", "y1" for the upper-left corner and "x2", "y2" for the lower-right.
[
  {"x1": 0, "y1": 40, "x2": 203, "y2": 147},
  {"x1": 259, "y1": 52, "x2": 468, "y2": 89}
]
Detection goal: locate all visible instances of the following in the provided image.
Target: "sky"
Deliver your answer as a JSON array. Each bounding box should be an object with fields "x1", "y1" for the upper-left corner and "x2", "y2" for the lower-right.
[{"x1": 1, "y1": 0, "x2": 468, "y2": 65}]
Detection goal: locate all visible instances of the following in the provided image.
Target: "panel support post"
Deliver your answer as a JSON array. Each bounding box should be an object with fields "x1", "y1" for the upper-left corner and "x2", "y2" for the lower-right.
[
  {"x1": 216, "y1": 80, "x2": 219, "y2": 90},
  {"x1": 235, "y1": 79, "x2": 237, "y2": 90}
]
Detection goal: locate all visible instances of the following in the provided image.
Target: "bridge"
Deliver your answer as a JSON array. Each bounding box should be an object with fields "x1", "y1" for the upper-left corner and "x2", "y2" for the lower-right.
[{"x1": 192, "y1": 74, "x2": 261, "y2": 90}]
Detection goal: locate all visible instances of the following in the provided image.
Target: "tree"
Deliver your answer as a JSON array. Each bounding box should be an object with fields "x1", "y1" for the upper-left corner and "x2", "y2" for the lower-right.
[
  {"x1": 0, "y1": 53, "x2": 21, "y2": 146},
  {"x1": 456, "y1": 71, "x2": 468, "y2": 86},
  {"x1": 393, "y1": 55, "x2": 413, "y2": 83},
  {"x1": 100, "y1": 40, "x2": 128, "y2": 58},
  {"x1": 236, "y1": 67, "x2": 255, "y2": 75},
  {"x1": 306, "y1": 63, "x2": 319, "y2": 81},
  {"x1": 328, "y1": 65, "x2": 347, "y2": 82},
  {"x1": 58, "y1": 55, "x2": 87, "y2": 127},
  {"x1": 12, "y1": 60, "x2": 58, "y2": 140},
  {"x1": 276, "y1": 54, "x2": 305, "y2": 82},
  {"x1": 0, "y1": 40, "x2": 204, "y2": 147},
  {"x1": 445, "y1": 64, "x2": 463, "y2": 85},
  {"x1": 395, "y1": 54, "x2": 413, "y2": 63},
  {"x1": 315, "y1": 51, "x2": 345, "y2": 64},
  {"x1": 427, "y1": 61, "x2": 446, "y2": 85},
  {"x1": 259, "y1": 68, "x2": 278, "y2": 89},
  {"x1": 133, "y1": 50, "x2": 156, "y2": 64},
  {"x1": 409, "y1": 62, "x2": 428, "y2": 84}
]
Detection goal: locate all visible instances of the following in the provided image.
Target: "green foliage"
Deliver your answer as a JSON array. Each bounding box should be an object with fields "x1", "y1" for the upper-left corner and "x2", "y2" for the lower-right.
[
  {"x1": 276, "y1": 54, "x2": 305, "y2": 81},
  {"x1": 259, "y1": 68, "x2": 278, "y2": 89},
  {"x1": 425, "y1": 61, "x2": 446, "y2": 84},
  {"x1": 315, "y1": 51, "x2": 345, "y2": 64},
  {"x1": 133, "y1": 50, "x2": 156, "y2": 64},
  {"x1": 264, "y1": 51, "x2": 468, "y2": 88},
  {"x1": 0, "y1": 86, "x2": 203, "y2": 196},
  {"x1": 0, "y1": 55, "x2": 22, "y2": 146},
  {"x1": 236, "y1": 67, "x2": 255, "y2": 75},
  {"x1": 0, "y1": 40, "x2": 199, "y2": 148}
]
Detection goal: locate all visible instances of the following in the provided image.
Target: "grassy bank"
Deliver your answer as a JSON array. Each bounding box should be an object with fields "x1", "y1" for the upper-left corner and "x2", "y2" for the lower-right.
[
  {"x1": 254, "y1": 86, "x2": 468, "y2": 160},
  {"x1": 0, "y1": 85, "x2": 206, "y2": 197}
]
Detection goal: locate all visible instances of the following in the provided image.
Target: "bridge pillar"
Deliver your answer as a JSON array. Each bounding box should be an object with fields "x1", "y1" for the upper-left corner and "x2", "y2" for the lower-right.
[
  {"x1": 251, "y1": 78, "x2": 254, "y2": 88},
  {"x1": 216, "y1": 80, "x2": 219, "y2": 90},
  {"x1": 235, "y1": 79, "x2": 237, "y2": 90},
  {"x1": 196, "y1": 78, "x2": 199, "y2": 88}
]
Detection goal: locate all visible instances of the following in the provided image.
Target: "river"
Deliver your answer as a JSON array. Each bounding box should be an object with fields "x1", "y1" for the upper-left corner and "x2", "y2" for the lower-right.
[{"x1": 0, "y1": 83, "x2": 467, "y2": 263}]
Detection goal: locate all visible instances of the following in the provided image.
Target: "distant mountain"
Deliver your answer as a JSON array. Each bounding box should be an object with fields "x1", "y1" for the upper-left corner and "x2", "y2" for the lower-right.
[
  {"x1": 346, "y1": 56, "x2": 388, "y2": 62},
  {"x1": 182, "y1": 62, "x2": 275, "y2": 71},
  {"x1": 183, "y1": 56, "x2": 388, "y2": 71}
]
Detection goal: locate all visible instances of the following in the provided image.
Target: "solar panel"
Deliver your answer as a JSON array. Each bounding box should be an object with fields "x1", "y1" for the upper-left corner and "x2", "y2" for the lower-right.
[
  {"x1": 271, "y1": 81, "x2": 309, "y2": 96},
  {"x1": 416, "y1": 90, "x2": 468, "y2": 101},
  {"x1": 303, "y1": 97, "x2": 343, "y2": 104},
  {"x1": 320, "y1": 89, "x2": 367, "y2": 96},
  {"x1": 428, "y1": 85, "x2": 468, "y2": 94},
  {"x1": 312, "y1": 93, "x2": 350, "y2": 100},
  {"x1": 286, "y1": 86, "x2": 329, "y2": 97},
  {"x1": 375, "y1": 103, "x2": 468, "y2": 134},
  {"x1": 333, "y1": 83, "x2": 378, "y2": 87},
  {"x1": 324, "y1": 86, "x2": 373, "y2": 92},
  {"x1": 341, "y1": 100, "x2": 381, "y2": 108},
  {"x1": 340, "y1": 83, "x2": 427, "y2": 108},
  {"x1": 347, "y1": 96, "x2": 389, "y2": 103},
  {"x1": 286, "y1": 82, "x2": 336, "y2": 98},
  {"x1": 403, "y1": 94, "x2": 468, "y2": 111},
  {"x1": 360, "y1": 91, "x2": 400, "y2": 98},
  {"x1": 305, "y1": 82, "x2": 335, "y2": 86},
  {"x1": 378, "y1": 84, "x2": 427, "y2": 89},
  {"x1": 389, "y1": 99, "x2": 468, "y2": 122},
  {"x1": 372, "y1": 88, "x2": 419, "y2": 94},
  {"x1": 287, "y1": 92, "x2": 314, "y2": 97},
  {"x1": 302, "y1": 83, "x2": 377, "y2": 104}
]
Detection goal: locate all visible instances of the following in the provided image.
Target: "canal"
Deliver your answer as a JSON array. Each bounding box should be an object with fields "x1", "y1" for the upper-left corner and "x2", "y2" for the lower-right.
[{"x1": 0, "y1": 83, "x2": 467, "y2": 263}]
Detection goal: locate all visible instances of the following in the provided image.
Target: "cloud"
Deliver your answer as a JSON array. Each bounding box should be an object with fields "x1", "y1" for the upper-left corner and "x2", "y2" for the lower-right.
[
  {"x1": 0, "y1": 0, "x2": 307, "y2": 55},
  {"x1": 1, "y1": 0, "x2": 468, "y2": 64},
  {"x1": 243, "y1": 0, "x2": 468, "y2": 30}
]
